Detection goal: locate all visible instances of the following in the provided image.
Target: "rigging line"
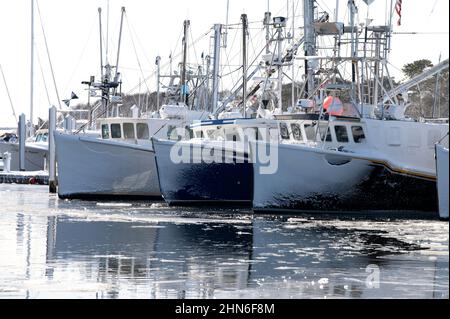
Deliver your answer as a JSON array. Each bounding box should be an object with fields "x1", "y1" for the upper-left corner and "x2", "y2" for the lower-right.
[
  {"x1": 62, "y1": 18, "x2": 96, "y2": 94},
  {"x1": 430, "y1": 0, "x2": 439, "y2": 16},
  {"x1": 0, "y1": 64, "x2": 18, "y2": 123},
  {"x1": 124, "y1": 14, "x2": 151, "y2": 96},
  {"x1": 189, "y1": 28, "x2": 200, "y2": 68},
  {"x1": 228, "y1": 31, "x2": 278, "y2": 98},
  {"x1": 126, "y1": 19, "x2": 155, "y2": 73},
  {"x1": 35, "y1": 49, "x2": 52, "y2": 106},
  {"x1": 222, "y1": 24, "x2": 240, "y2": 85},
  {"x1": 125, "y1": 27, "x2": 213, "y2": 95},
  {"x1": 36, "y1": 0, "x2": 62, "y2": 110}
]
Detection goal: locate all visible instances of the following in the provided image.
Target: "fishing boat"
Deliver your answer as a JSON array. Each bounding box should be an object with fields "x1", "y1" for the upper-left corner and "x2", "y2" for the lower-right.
[
  {"x1": 0, "y1": 130, "x2": 48, "y2": 171},
  {"x1": 251, "y1": 0, "x2": 449, "y2": 214},
  {"x1": 55, "y1": 12, "x2": 210, "y2": 199},
  {"x1": 152, "y1": 13, "x2": 295, "y2": 206},
  {"x1": 153, "y1": 118, "x2": 279, "y2": 206}
]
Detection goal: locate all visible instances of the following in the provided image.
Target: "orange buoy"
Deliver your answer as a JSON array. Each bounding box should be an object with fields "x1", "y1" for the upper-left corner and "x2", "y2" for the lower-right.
[{"x1": 323, "y1": 96, "x2": 344, "y2": 116}]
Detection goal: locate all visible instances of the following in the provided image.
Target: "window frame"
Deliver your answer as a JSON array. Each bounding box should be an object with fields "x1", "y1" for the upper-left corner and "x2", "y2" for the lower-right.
[
  {"x1": 102, "y1": 124, "x2": 110, "y2": 139},
  {"x1": 334, "y1": 125, "x2": 349, "y2": 143},
  {"x1": 136, "y1": 123, "x2": 150, "y2": 140},
  {"x1": 111, "y1": 124, "x2": 122, "y2": 139},
  {"x1": 351, "y1": 126, "x2": 366, "y2": 144},
  {"x1": 123, "y1": 123, "x2": 136, "y2": 139}
]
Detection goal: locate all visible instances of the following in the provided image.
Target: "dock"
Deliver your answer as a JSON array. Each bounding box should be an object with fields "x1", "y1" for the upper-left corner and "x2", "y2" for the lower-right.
[{"x1": 0, "y1": 171, "x2": 49, "y2": 185}]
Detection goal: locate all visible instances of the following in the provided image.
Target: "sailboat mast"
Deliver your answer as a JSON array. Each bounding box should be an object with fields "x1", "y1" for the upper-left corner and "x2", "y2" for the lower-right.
[{"x1": 30, "y1": 0, "x2": 34, "y2": 131}]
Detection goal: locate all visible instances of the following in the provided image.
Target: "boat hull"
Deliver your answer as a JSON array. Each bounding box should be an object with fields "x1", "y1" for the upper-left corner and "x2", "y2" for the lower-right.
[
  {"x1": 55, "y1": 132, "x2": 161, "y2": 199},
  {"x1": 153, "y1": 139, "x2": 253, "y2": 206},
  {"x1": 0, "y1": 142, "x2": 48, "y2": 171},
  {"x1": 436, "y1": 144, "x2": 449, "y2": 220},
  {"x1": 251, "y1": 142, "x2": 438, "y2": 213}
]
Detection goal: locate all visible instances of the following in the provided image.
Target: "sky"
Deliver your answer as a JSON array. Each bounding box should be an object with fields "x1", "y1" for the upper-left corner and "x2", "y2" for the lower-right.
[{"x1": 0, "y1": 0, "x2": 448, "y2": 128}]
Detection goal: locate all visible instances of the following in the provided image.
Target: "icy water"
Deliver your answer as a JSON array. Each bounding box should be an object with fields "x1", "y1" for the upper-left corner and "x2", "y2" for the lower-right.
[{"x1": 0, "y1": 184, "x2": 448, "y2": 299}]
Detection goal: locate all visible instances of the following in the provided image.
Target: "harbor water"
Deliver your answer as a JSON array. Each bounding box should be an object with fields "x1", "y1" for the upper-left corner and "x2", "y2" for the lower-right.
[{"x1": 0, "y1": 184, "x2": 448, "y2": 299}]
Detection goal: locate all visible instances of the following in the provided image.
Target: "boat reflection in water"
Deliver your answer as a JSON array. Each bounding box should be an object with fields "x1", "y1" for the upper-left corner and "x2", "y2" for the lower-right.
[
  {"x1": 0, "y1": 185, "x2": 447, "y2": 299},
  {"x1": 1, "y1": 194, "x2": 446, "y2": 299}
]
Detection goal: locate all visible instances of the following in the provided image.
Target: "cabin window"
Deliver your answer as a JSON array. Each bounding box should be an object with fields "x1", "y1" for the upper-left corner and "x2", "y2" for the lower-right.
[
  {"x1": 304, "y1": 123, "x2": 317, "y2": 141},
  {"x1": 318, "y1": 123, "x2": 332, "y2": 142},
  {"x1": 195, "y1": 130, "x2": 205, "y2": 139},
  {"x1": 35, "y1": 134, "x2": 45, "y2": 143},
  {"x1": 352, "y1": 126, "x2": 366, "y2": 143},
  {"x1": 225, "y1": 131, "x2": 241, "y2": 142},
  {"x1": 102, "y1": 124, "x2": 110, "y2": 139},
  {"x1": 207, "y1": 129, "x2": 224, "y2": 140},
  {"x1": 111, "y1": 124, "x2": 122, "y2": 139},
  {"x1": 137, "y1": 123, "x2": 149, "y2": 140},
  {"x1": 167, "y1": 125, "x2": 185, "y2": 141},
  {"x1": 335, "y1": 126, "x2": 349, "y2": 143},
  {"x1": 123, "y1": 123, "x2": 135, "y2": 139},
  {"x1": 291, "y1": 124, "x2": 302, "y2": 141},
  {"x1": 167, "y1": 126, "x2": 177, "y2": 140},
  {"x1": 322, "y1": 128, "x2": 333, "y2": 142},
  {"x1": 185, "y1": 126, "x2": 194, "y2": 139},
  {"x1": 280, "y1": 123, "x2": 290, "y2": 140}
]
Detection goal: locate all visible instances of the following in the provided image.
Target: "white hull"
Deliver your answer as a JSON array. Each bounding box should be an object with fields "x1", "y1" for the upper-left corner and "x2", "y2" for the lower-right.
[
  {"x1": 251, "y1": 141, "x2": 439, "y2": 213},
  {"x1": 55, "y1": 132, "x2": 160, "y2": 199},
  {"x1": 436, "y1": 144, "x2": 449, "y2": 220},
  {"x1": 0, "y1": 142, "x2": 48, "y2": 171},
  {"x1": 251, "y1": 142, "x2": 374, "y2": 211}
]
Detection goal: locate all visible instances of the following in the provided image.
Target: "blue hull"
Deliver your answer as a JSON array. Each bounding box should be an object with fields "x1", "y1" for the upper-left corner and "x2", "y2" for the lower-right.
[{"x1": 153, "y1": 139, "x2": 253, "y2": 206}]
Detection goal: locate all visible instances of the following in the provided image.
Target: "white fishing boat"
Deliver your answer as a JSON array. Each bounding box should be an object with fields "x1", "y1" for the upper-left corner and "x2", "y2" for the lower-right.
[
  {"x1": 0, "y1": 130, "x2": 48, "y2": 171},
  {"x1": 55, "y1": 12, "x2": 210, "y2": 199},
  {"x1": 55, "y1": 109, "x2": 208, "y2": 199},
  {"x1": 251, "y1": 0, "x2": 449, "y2": 214},
  {"x1": 251, "y1": 117, "x2": 448, "y2": 212},
  {"x1": 436, "y1": 134, "x2": 449, "y2": 220}
]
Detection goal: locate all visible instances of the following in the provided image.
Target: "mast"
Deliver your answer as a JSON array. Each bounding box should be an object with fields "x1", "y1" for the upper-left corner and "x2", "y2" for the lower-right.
[
  {"x1": 181, "y1": 20, "x2": 190, "y2": 104},
  {"x1": 264, "y1": 12, "x2": 272, "y2": 54},
  {"x1": 98, "y1": 8, "x2": 104, "y2": 81},
  {"x1": 156, "y1": 56, "x2": 161, "y2": 110},
  {"x1": 291, "y1": 0, "x2": 296, "y2": 109},
  {"x1": 303, "y1": 0, "x2": 316, "y2": 98},
  {"x1": 211, "y1": 24, "x2": 222, "y2": 113},
  {"x1": 30, "y1": 0, "x2": 34, "y2": 132},
  {"x1": 274, "y1": 17, "x2": 285, "y2": 110},
  {"x1": 115, "y1": 7, "x2": 126, "y2": 80},
  {"x1": 348, "y1": 0, "x2": 358, "y2": 104},
  {"x1": 241, "y1": 14, "x2": 248, "y2": 117}
]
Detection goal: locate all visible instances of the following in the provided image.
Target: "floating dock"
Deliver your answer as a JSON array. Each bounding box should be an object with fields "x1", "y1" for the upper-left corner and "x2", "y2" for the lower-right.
[{"x1": 0, "y1": 171, "x2": 49, "y2": 185}]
